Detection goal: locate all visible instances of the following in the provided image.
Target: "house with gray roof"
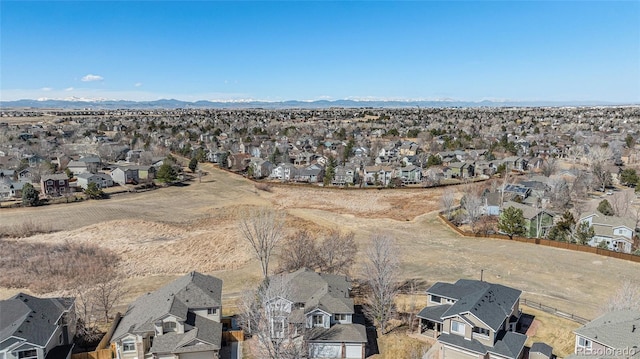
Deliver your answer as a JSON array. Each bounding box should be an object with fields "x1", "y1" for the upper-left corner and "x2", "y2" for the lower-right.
[
  {"x1": 0, "y1": 293, "x2": 76, "y2": 359},
  {"x1": 417, "y1": 279, "x2": 527, "y2": 359},
  {"x1": 578, "y1": 212, "x2": 638, "y2": 253},
  {"x1": 265, "y1": 268, "x2": 367, "y2": 359},
  {"x1": 75, "y1": 173, "x2": 113, "y2": 190},
  {"x1": 571, "y1": 310, "x2": 640, "y2": 358},
  {"x1": 111, "y1": 272, "x2": 223, "y2": 359}
]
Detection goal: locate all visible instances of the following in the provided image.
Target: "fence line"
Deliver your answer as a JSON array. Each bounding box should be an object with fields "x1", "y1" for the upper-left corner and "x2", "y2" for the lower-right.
[
  {"x1": 438, "y1": 214, "x2": 640, "y2": 264},
  {"x1": 521, "y1": 298, "x2": 589, "y2": 324}
]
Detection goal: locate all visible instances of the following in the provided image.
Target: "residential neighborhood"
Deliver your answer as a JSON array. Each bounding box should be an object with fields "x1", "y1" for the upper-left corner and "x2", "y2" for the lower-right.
[{"x1": 1, "y1": 106, "x2": 640, "y2": 359}]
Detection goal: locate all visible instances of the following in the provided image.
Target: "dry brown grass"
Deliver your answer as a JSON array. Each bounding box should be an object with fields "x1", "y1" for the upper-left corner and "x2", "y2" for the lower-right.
[
  {"x1": 522, "y1": 306, "x2": 581, "y2": 358},
  {"x1": 373, "y1": 332, "x2": 431, "y2": 359},
  {"x1": 0, "y1": 219, "x2": 54, "y2": 238},
  {"x1": 2, "y1": 165, "x2": 640, "y2": 328},
  {"x1": 0, "y1": 239, "x2": 118, "y2": 293}
]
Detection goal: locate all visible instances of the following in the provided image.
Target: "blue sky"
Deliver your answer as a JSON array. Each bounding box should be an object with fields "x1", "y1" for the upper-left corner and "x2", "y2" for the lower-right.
[{"x1": 1, "y1": 1, "x2": 638, "y2": 102}]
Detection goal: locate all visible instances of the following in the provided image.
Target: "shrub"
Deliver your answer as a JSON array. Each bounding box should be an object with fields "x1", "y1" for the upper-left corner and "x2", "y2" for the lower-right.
[{"x1": 254, "y1": 182, "x2": 272, "y2": 192}]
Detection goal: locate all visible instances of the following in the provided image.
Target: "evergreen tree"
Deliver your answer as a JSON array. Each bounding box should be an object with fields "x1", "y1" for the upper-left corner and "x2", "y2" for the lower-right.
[
  {"x1": 498, "y1": 206, "x2": 526, "y2": 239},
  {"x1": 21, "y1": 183, "x2": 40, "y2": 207},
  {"x1": 597, "y1": 199, "x2": 615, "y2": 216}
]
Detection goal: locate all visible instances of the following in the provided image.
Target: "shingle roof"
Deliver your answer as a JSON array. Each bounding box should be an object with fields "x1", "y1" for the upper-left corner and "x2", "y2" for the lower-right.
[
  {"x1": 275, "y1": 268, "x2": 354, "y2": 315},
  {"x1": 439, "y1": 331, "x2": 527, "y2": 359},
  {"x1": 574, "y1": 310, "x2": 640, "y2": 349},
  {"x1": 432, "y1": 279, "x2": 521, "y2": 331},
  {"x1": 416, "y1": 305, "x2": 451, "y2": 323},
  {"x1": 0, "y1": 293, "x2": 74, "y2": 348},
  {"x1": 112, "y1": 272, "x2": 222, "y2": 342},
  {"x1": 306, "y1": 323, "x2": 367, "y2": 343},
  {"x1": 530, "y1": 342, "x2": 554, "y2": 358}
]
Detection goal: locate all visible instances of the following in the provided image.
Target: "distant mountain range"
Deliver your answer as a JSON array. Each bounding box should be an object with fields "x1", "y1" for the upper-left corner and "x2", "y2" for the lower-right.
[{"x1": 0, "y1": 98, "x2": 635, "y2": 110}]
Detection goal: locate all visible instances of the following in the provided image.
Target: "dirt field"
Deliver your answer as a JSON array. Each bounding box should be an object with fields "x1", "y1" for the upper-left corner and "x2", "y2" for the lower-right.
[{"x1": 2, "y1": 163, "x2": 640, "y2": 337}]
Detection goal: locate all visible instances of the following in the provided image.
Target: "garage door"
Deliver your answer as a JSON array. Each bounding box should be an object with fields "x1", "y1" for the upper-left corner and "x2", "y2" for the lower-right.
[
  {"x1": 309, "y1": 343, "x2": 341, "y2": 358},
  {"x1": 345, "y1": 344, "x2": 362, "y2": 358}
]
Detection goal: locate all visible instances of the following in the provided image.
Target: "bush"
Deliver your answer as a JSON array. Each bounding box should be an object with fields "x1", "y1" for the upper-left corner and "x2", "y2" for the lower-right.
[{"x1": 254, "y1": 183, "x2": 272, "y2": 192}]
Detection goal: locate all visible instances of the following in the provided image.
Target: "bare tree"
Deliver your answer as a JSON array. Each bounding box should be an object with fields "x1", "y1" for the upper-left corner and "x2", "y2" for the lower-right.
[
  {"x1": 318, "y1": 230, "x2": 357, "y2": 275},
  {"x1": 278, "y1": 230, "x2": 318, "y2": 273},
  {"x1": 440, "y1": 188, "x2": 455, "y2": 220},
  {"x1": 460, "y1": 186, "x2": 483, "y2": 232},
  {"x1": 541, "y1": 157, "x2": 558, "y2": 177},
  {"x1": 362, "y1": 234, "x2": 400, "y2": 334},
  {"x1": 587, "y1": 146, "x2": 614, "y2": 191},
  {"x1": 239, "y1": 276, "x2": 306, "y2": 359},
  {"x1": 609, "y1": 190, "x2": 635, "y2": 217},
  {"x1": 93, "y1": 275, "x2": 126, "y2": 323},
  {"x1": 602, "y1": 280, "x2": 640, "y2": 312},
  {"x1": 278, "y1": 229, "x2": 357, "y2": 276},
  {"x1": 548, "y1": 177, "x2": 571, "y2": 210},
  {"x1": 238, "y1": 207, "x2": 286, "y2": 279}
]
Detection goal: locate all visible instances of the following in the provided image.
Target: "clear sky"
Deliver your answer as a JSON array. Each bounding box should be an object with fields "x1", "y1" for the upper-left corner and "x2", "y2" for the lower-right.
[{"x1": 1, "y1": 1, "x2": 639, "y2": 103}]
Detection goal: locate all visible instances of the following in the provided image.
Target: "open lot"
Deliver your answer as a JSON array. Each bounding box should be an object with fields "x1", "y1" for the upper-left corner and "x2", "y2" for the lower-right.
[{"x1": 2, "y1": 163, "x2": 639, "y2": 344}]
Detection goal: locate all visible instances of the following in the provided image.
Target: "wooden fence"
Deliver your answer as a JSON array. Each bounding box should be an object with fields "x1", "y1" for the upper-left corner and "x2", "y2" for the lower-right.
[
  {"x1": 72, "y1": 349, "x2": 113, "y2": 359},
  {"x1": 438, "y1": 214, "x2": 640, "y2": 264},
  {"x1": 72, "y1": 313, "x2": 121, "y2": 359},
  {"x1": 223, "y1": 330, "x2": 245, "y2": 342}
]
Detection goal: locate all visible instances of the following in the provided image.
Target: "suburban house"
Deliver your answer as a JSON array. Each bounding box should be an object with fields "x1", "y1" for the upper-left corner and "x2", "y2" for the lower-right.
[
  {"x1": 0, "y1": 293, "x2": 76, "y2": 359},
  {"x1": 502, "y1": 157, "x2": 528, "y2": 172},
  {"x1": 417, "y1": 279, "x2": 527, "y2": 359},
  {"x1": 448, "y1": 162, "x2": 475, "y2": 179},
  {"x1": 270, "y1": 163, "x2": 297, "y2": 181},
  {"x1": 66, "y1": 160, "x2": 90, "y2": 175},
  {"x1": 398, "y1": 165, "x2": 422, "y2": 184},
  {"x1": 578, "y1": 212, "x2": 638, "y2": 253},
  {"x1": 481, "y1": 192, "x2": 502, "y2": 216},
  {"x1": 40, "y1": 174, "x2": 70, "y2": 197},
  {"x1": 571, "y1": 310, "x2": 640, "y2": 357},
  {"x1": 265, "y1": 268, "x2": 367, "y2": 359},
  {"x1": 247, "y1": 158, "x2": 273, "y2": 179},
  {"x1": 112, "y1": 271, "x2": 223, "y2": 359},
  {"x1": 110, "y1": 167, "x2": 140, "y2": 185},
  {"x1": 295, "y1": 164, "x2": 323, "y2": 183},
  {"x1": 502, "y1": 201, "x2": 555, "y2": 238},
  {"x1": 333, "y1": 165, "x2": 358, "y2": 186},
  {"x1": 0, "y1": 180, "x2": 25, "y2": 199},
  {"x1": 75, "y1": 173, "x2": 114, "y2": 190},
  {"x1": 363, "y1": 166, "x2": 394, "y2": 186}
]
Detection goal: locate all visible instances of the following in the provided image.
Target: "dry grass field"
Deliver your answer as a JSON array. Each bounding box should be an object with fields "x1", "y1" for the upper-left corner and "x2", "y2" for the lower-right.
[{"x1": 2, "y1": 162, "x2": 640, "y2": 355}]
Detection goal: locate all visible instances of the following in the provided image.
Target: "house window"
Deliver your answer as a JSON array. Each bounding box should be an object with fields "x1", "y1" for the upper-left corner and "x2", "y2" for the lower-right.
[
  {"x1": 578, "y1": 337, "x2": 592, "y2": 349},
  {"x1": 122, "y1": 340, "x2": 136, "y2": 352},
  {"x1": 163, "y1": 321, "x2": 177, "y2": 333},
  {"x1": 430, "y1": 295, "x2": 441, "y2": 303},
  {"x1": 451, "y1": 321, "x2": 465, "y2": 335},
  {"x1": 313, "y1": 315, "x2": 324, "y2": 327},
  {"x1": 47, "y1": 180, "x2": 53, "y2": 185},
  {"x1": 334, "y1": 314, "x2": 347, "y2": 321},
  {"x1": 472, "y1": 327, "x2": 490, "y2": 336},
  {"x1": 207, "y1": 307, "x2": 217, "y2": 315},
  {"x1": 273, "y1": 320, "x2": 284, "y2": 334},
  {"x1": 59, "y1": 180, "x2": 65, "y2": 185},
  {"x1": 18, "y1": 349, "x2": 37, "y2": 359}
]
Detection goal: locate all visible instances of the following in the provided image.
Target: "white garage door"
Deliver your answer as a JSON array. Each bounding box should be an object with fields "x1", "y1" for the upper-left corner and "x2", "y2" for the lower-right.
[
  {"x1": 309, "y1": 343, "x2": 341, "y2": 358},
  {"x1": 345, "y1": 344, "x2": 362, "y2": 358}
]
